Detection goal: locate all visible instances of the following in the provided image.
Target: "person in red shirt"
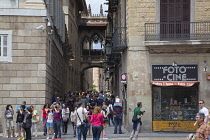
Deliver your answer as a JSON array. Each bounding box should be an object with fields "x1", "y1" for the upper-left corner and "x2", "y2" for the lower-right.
[
  {"x1": 42, "y1": 103, "x2": 50, "y2": 136},
  {"x1": 90, "y1": 106, "x2": 104, "y2": 140}
]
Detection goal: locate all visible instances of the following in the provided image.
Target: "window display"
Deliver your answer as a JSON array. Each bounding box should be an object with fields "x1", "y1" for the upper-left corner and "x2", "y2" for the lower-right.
[{"x1": 153, "y1": 86, "x2": 198, "y2": 121}]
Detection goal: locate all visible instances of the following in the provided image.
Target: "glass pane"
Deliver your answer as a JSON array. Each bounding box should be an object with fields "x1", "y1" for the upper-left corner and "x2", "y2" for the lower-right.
[
  {"x1": 3, "y1": 36, "x2": 7, "y2": 46},
  {"x1": 3, "y1": 47, "x2": 7, "y2": 56},
  {"x1": 0, "y1": 36, "x2": 1, "y2": 56}
]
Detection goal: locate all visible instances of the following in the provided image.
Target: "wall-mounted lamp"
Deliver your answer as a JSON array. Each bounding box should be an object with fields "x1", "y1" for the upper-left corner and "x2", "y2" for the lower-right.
[
  {"x1": 204, "y1": 60, "x2": 208, "y2": 72},
  {"x1": 172, "y1": 61, "x2": 177, "y2": 66},
  {"x1": 204, "y1": 67, "x2": 208, "y2": 72}
]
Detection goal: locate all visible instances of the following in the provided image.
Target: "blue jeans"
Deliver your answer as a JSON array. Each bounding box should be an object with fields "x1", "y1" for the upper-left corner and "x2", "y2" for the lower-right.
[
  {"x1": 77, "y1": 124, "x2": 87, "y2": 140},
  {"x1": 108, "y1": 114, "x2": 115, "y2": 126},
  {"x1": 53, "y1": 121, "x2": 61, "y2": 138},
  {"x1": 92, "y1": 126, "x2": 102, "y2": 140},
  {"x1": 114, "y1": 115, "x2": 122, "y2": 134},
  {"x1": 71, "y1": 122, "x2": 76, "y2": 135},
  {"x1": 43, "y1": 118, "x2": 47, "y2": 134},
  {"x1": 62, "y1": 118, "x2": 69, "y2": 133}
]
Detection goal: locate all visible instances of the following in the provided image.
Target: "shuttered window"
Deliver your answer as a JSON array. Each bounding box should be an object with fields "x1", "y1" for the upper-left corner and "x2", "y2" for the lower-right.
[{"x1": 160, "y1": 0, "x2": 190, "y2": 40}]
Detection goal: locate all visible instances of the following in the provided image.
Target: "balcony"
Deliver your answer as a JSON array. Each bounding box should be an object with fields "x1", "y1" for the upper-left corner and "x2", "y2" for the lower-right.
[
  {"x1": 145, "y1": 22, "x2": 210, "y2": 46},
  {"x1": 112, "y1": 27, "x2": 127, "y2": 52}
]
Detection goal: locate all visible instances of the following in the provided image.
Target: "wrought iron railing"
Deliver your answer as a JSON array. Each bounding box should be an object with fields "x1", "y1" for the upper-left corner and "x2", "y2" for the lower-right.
[
  {"x1": 112, "y1": 27, "x2": 127, "y2": 51},
  {"x1": 145, "y1": 22, "x2": 210, "y2": 41}
]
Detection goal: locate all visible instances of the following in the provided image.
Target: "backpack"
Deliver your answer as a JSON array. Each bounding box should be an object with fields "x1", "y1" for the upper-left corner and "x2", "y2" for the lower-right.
[{"x1": 109, "y1": 106, "x2": 114, "y2": 115}]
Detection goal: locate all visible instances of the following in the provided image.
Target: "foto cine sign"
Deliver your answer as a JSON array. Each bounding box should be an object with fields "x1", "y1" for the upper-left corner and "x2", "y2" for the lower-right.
[{"x1": 207, "y1": 73, "x2": 210, "y2": 80}]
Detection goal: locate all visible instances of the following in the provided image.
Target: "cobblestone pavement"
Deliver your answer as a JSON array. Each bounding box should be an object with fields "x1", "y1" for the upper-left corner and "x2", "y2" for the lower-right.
[{"x1": 0, "y1": 123, "x2": 191, "y2": 140}]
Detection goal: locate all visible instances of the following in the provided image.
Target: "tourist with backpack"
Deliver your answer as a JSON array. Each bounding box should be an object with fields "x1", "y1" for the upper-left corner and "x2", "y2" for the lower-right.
[{"x1": 107, "y1": 101, "x2": 115, "y2": 126}]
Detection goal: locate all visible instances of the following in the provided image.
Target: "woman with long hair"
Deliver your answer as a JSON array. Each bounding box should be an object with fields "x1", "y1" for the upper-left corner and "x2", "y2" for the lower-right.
[
  {"x1": 70, "y1": 106, "x2": 77, "y2": 137},
  {"x1": 4, "y1": 104, "x2": 14, "y2": 138},
  {"x1": 101, "y1": 105, "x2": 108, "y2": 139},
  {"x1": 86, "y1": 105, "x2": 92, "y2": 136},
  {"x1": 42, "y1": 103, "x2": 50, "y2": 136},
  {"x1": 90, "y1": 106, "x2": 104, "y2": 140},
  {"x1": 61, "y1": 104, "x2": 70, "y2": 135}
]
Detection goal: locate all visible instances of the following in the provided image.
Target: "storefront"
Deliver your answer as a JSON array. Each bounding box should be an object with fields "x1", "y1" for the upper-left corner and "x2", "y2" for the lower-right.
[{"x1": 151, "y1": 64, "x2": 199, "y2": 131}]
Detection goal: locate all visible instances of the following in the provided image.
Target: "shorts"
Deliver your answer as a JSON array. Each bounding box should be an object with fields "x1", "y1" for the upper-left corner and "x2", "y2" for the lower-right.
[
  {"x1": 16, "y1": 122, "x2": 23, "y2": 131},
  {"x1": 6, "y1": 120, "x2": 14, "y2": 130},
  {"x1": 46, "y1": 122, "x2": 53, "y2": 127}
]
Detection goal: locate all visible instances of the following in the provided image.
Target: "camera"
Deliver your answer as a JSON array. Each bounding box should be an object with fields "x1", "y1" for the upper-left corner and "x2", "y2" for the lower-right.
[
  {"x1": 140, "y1": 111, "x2": 145, "y2": 115},
  {"x1": 55, "y1": 106, "x2": 58, "y2": 108}
]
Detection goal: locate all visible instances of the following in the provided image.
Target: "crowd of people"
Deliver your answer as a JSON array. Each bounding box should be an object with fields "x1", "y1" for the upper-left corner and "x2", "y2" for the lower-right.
[{"x1": 4, "y1": 91, "x2": 124, "y2": 140}]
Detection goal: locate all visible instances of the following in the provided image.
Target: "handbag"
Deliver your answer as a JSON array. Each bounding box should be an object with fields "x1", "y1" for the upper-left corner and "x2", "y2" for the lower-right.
[
  {"x1": 132, "y1": 116, "x2": 138, "y2": 123},
  {"x1": 6, "y1": 114, "x2": 12, "y2": 118},
  {"x1": 63, "y1": 116, "x2": 68, "y2": 122}
]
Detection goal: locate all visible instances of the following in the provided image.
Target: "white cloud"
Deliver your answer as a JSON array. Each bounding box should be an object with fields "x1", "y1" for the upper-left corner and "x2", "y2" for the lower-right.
[{"x1": 86, "y1": 0, "x2": 108, "y2": 15}]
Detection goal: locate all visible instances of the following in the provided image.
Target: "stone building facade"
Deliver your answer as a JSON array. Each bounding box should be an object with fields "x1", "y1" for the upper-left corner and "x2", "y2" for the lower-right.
[
  {"x1": 106, "y1": 0, "x2": 210, "y2": 132},
  {"x1": 0, "y1": 0, "x2": 85, "y2": 133}
]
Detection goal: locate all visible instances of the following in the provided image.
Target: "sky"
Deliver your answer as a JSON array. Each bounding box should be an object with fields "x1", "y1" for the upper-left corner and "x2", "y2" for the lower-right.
[
  {"x1": 85, "y1": 0, "x2": 107, "y2": 49},
  {"x1": 85, "y1": 0, "x2": 108, "y2": 15}
]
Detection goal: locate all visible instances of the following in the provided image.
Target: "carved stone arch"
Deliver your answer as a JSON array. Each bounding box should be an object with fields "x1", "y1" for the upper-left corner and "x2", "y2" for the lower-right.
[
  {"x1": 81, "y1": 63, "x2": 104, "y2": 73},
  {"x1": 81, "y1": 35, "x2": 91, "y2": 43},
  {"x1": 90, "y1": 33, "x2": 104, "y2": 44}
]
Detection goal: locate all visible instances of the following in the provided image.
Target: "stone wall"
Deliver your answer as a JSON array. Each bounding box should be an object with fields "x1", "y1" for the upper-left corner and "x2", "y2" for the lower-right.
[{"x1": 0, "y1": 15, "x2": 47, "y2": 133}]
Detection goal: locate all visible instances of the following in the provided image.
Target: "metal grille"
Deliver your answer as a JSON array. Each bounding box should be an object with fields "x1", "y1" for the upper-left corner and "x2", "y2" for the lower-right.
[
  {"x1": 145, "y1": 22, "x2": 210, "y2": 41},
  {"x1": 112, "y1": 27, "x2": 127, "y2": 51},
  {"x1": 153, "y1": 86, "x2": 198, "y2": 121}
]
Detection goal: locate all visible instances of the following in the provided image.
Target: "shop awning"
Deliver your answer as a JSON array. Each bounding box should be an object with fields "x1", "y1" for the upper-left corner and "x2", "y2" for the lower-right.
[{"x1": 151, "y1": 81, "x2": 199, "y2": 87}]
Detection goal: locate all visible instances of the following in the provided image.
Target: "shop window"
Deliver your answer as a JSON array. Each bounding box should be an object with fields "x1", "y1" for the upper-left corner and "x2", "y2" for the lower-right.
[
  {"x1": 153, "y1": 85, "x2": 198, "y2": 121},
  {"x1": 0, "y1": 31, "x2": 12, "y2": 62}
]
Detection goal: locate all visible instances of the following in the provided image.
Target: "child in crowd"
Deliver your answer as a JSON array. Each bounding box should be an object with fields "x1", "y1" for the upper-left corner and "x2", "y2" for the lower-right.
[
  {"x1": 46, "y1": 108, "x2": 54, "y2": 139},
  {"x1": 4, "y1": 104, "x2": 14, "y2": 138}
]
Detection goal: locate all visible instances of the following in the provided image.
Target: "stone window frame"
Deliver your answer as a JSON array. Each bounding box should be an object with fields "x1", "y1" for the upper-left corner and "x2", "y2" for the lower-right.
[
  {"x1": 0, "y1": 30, "x2": 12, "y2": 62},
  {"x1": 156, "y1": 0, "x2": 195, "y2": 34}
]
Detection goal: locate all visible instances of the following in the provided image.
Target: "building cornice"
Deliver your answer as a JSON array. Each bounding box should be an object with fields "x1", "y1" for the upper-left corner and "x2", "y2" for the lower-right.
[{"x1": 0, "y1": 8, "x2": 46, "y2": 16}]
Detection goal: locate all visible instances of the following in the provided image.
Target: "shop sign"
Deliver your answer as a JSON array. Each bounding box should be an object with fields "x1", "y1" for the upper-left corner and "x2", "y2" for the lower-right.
[
  {"x1": 152, "y1": 65, "x2": 198, "y2": 81},
  {"x1": 151, "y1": 81, "x2": 199, "y2": 87},
  {"x1": 153, "y1": 121, "x2": 197, "y2": 132},
  {"x1": 207, "y1": 73, "x2": 210, "y2": 80}
]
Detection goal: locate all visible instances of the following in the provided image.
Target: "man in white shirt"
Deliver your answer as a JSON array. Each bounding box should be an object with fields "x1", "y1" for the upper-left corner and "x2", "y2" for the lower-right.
[
  {"x1": 199, "y1": 100, "x2": 209, "y2": 124},
  {"x1": 74, "y1": 102, "x2": 88, "y2": 140}
]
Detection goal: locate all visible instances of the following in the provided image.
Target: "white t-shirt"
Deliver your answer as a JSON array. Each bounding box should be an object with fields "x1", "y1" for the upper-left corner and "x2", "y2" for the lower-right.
[
  {"x1": 76, "y1": 107, "x2": 87, "y2": 125},
  {"x1": 62, "y1": 108, "x2": 70, "y2": 118},
  {"x1": 47, "y1": 112, "x2": 54, "y2": 123},
  {"x1": 199, "y1": 107, "x2": 209, "y2": 122}
]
